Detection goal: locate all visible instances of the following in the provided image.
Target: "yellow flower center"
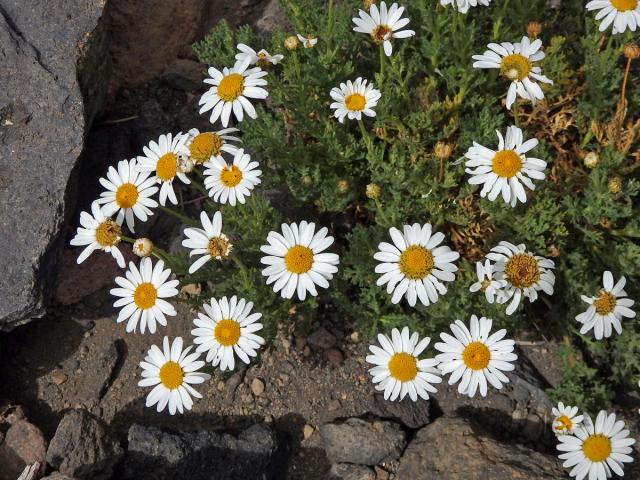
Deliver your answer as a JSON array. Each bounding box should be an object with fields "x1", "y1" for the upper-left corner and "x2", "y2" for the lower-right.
[
  {"x1": 189, "y1": 132, "x2": 223, "y2": 164},
  {"x1": 371, "y1": 24, "x2": 392, "y2": 44},
  {"x1": 217, "y1": 73, "x2": 245, "y2": 102},
  {"x1": 207, "y1": 235, "x2": 232, "y2": 259},
  {"x1": 504, "y1": 253, "x2": 540, "y2": 289},
  {"x1": 345, "y1": 93, "x2": 366, "y2": 111},
  {"x1": 133, "y1": 282, "x2": 157, "y2": 310},
  {"x1": 115, "y1": 183, "x2": 139, "y2": 209},
  {"x1": 554, "y1": 415, "x2": 573, "y2": 433},
  {"x1": 480, "y1": 279, "x2": 492, "y2": 291},
  {"x1": 593, "y1": 290, "x2": 617, "y2": 315},
  {"x1": 492, "y1": 150, "x2": 523, "y2": 178},
  {"x1": 500, "y1": 53, "x2": 531, "y2": 81},
  {"x1": 582, "y1": 434, "x2": 612, "y2": 463},
  {"x1": 399, "y1": 245, "x2": 434, "y2": 280},
  {"x1": 388, "y1": 352, "x2": 418, "y2": 382},
  {"x1": 284, "y1": 245, "x2": 314, "y2": 274},
  {"x1": 159, "y1": 361, "x2": 184, "y2": 390},
  {"x1": 95, "y1": 219, "x2": 122, "y2": 247},
  {"x1": 462, "y1": 341, "x2": 491, "y2": 370},
  {"x1": 220, "y1": 165, "x2": 243, "y2": 187},
  {"x1": 156, "y1": 153, "x2": 178, "y2": 181},
  {"x1": 214, "y1": 319, "x2": 241, "y2": 346},
  {"x1": 611, "y1": 0, "x2": 637, "y2": 11}
]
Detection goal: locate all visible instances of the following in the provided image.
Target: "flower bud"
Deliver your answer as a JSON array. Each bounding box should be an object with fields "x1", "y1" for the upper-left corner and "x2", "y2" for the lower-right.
[
  {"x1": 133, "y1": 238, "x2": 154, "y2": 257},
  {"x1": 623, "y1": 44, "x2": 640, "y2": 60},
  {"x1": 337, "y1": 180, "x2": 349, "y2": 193},
  {"x1": 366, "y1": 183, "x2": 381, "y2": 200},
  {"x1": 526, "y1": 21, "x2": 542, "y2": 39},
  {"x1": 284, "y1": 36, "x2": 299, "y2": 51},
  {"x1": 434, "y1": 142, "x2": 455, "y2": 160},
  {"x1": 583, "y1": 152, "x2": 599, "y2": 169},
  {"x1": 363, "y1": 0, "x2": 376, "y2": 8}
]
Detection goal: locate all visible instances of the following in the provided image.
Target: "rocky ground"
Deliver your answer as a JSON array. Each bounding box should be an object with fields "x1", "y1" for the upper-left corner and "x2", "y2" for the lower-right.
[{"x1": 1, "y1": 0, "x2": 639, "y2": 479}]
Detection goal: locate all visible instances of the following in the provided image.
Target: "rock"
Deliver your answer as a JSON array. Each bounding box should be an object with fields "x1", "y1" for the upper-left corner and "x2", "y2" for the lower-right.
[
  {"x1": 0, "y1": 0, "x2": 110, "y2": 330},
  {"x1": 123, "y1": 423, "x2": 281, "y2": 479},
  {"x1": 430, "y1": 373, "x2": 554, "y2": 445},
  {"x1": 372, "y1": 394, "x2": 431, "y2": 429},
  {"x1": 329, "y1": 463, "x2": 376, "y2": 480},
  {"x1": 45, "y1": 409, "x2": 123, "y2": 480},
  {"x1": 54, "y1": 249, "x2": 135, "y2": 305},
  {"x1": 303, "y1": 424, "x2": 315, "y2": 440},
  {"x1": 396, "y1": 417, "x2": 564, "y2": 479},
  {"x1": 308, "y1": 327, "x2": 337, "y2": 350},
  {"x1": 76, "y1": 341, "x2": 120, "y2": 402},
  {"x1": 324, "y1": 348, "x2": 345, "y2": 367},
  {"x1": 51, "y1": 371, "x2": 68, "y2": 386},
  {"x1": 251, "y1": 377, "x2": 265, "y2": 396},
  {"x1": 254, "y1": 0, "x2": 287, "y2": 33},
  {"x1": 108, "y1": 0, "x2": 281, "y2": 90},
  {"x1": 319, "y1": 418, "x2": 406, "y2": 466},
  {"x1": 41, "y1": 474, "x2": 77, "y2": 480},
  {"x1": 0, "y1": 419, "x2": 47, "y2": 480}
]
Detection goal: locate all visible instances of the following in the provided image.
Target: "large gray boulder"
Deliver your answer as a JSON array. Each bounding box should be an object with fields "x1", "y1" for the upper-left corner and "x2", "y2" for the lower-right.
[
  {"x1": 123, "y1": 423, "x2": 281, "y2": 479},
  {"x1": 0, "y1": 0, "x2": 110, "y2": 330}
]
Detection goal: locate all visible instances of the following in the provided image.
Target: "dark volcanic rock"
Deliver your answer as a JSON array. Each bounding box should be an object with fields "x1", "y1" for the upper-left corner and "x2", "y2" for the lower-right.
[
  {"x1": 329, "y1": 463, "x2": 376, "y2": 480},
  {"x1": 0, "y1": 418, "x2": 47, "y2": 480},
  {"x1": 45, "y1": 409, "x2": 123, "y2": 480},
  {"x1": 372, "y1": 393, "x2": 432, "y2": 429},
  {"x1": 396, "y1": 417, "x2": 564, "y2": 480},
  {"x1": 319, "y1": 418, "x2": 406, "y2": 466},
  {"x1": 123, "y1": 423, "x2": 281, "y2": 479},
  {"x1": 0, "y1": 0, "x2": 110, "y2": 330}
]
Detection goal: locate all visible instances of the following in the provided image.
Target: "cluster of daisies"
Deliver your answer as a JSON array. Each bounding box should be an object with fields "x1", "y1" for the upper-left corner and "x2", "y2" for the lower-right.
[
  {"x1": 69, "y1": 3, "x2": 637, "y2": 477},
  {"x1": 552, "y1": 403, "x2": 636, "y2": 480}
]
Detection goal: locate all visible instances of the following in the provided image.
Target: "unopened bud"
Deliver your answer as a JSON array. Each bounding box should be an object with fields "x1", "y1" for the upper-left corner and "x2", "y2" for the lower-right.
[
  {"x1": 366, "y1": 183, "x2": 381, "y2": 200},
  {"x1": 284, "y1": 36, "x2": 299, "y2": 51},
  {"x1": 337, "y1": 180, "x2": 349, "y2": 193},
  {"x1": 583, "y1": 152, "x2": 599, "y2": 169},
  {"x1": 133, "y1": 238, "x2": 154, "y2": 257},
  {"x1": 434, "y1": 142, "x2": 455, "y2": 160},
  {"x1": 301, "y1": 175, "x2": 312, "y2": 185},
  {"x1": 623, "y1": 44, "x2": 640, "y2": 60},
  {"x1": 608, "y1": 177, "x2": 623, "y2": 194},
  {"x1": 363, "y1": 0, "x2": 376, "y2": 8},
  {"x1": 526, "y1": 21, "x2": 542, "y2": 39}
]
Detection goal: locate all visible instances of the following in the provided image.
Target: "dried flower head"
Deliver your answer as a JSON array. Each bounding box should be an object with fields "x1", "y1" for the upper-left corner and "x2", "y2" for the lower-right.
[
  {"x1": 434, "y1": 142, "x2": 455, "y2": 160},
  {"x1": 526, "y1": 21, "x2": 542, "y2": 38},
  {"x1": 608, "y1": 177, "x2": 623, "y2": 194},
  {"x1": 338, "y1": 180, "x2": 349, "y2": 193},
  {"x1": 624, "y1": 44, "x2": 640, "y2": 60}
]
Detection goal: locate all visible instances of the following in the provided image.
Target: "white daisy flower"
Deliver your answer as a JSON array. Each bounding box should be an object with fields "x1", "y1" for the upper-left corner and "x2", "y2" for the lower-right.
[
  {"x1": 182, "y1": 127, "x2": 241, "y2": 166},
  {"x1": 440, "y1": 0, "x2": 491, "y2": 13},
  {"x1": 366, "y1": 327, "x2": 442, "y2": 402},
  {"x1": 374, "y1": 223, "x2": 460, "y2": 307},
  {"x1": 203, "y1": 148, "x2": 262, "y2": 206},
  {"x1": 557, "y1": 410, "x2": 636, "y2": 480},
  {"x1": 235, "y1": 43, "x2": 284, "y2": 66},
  {"x1": 329, "y1": 77, "x2": 381, "y2": 123},
  {"x1": 434, "y1": 315, "x2": 517, "y2": 398},
  {"x1": 260, "y1": 221, "x2": 340, "y2": 301},
  {"x1": 136, "y1": 132, "x2": 190, "y2": 206},
  {"x1": 469, "y1": 259, "x2": 507, "y2": 304},
  {"x1": 576, "y1": 271, "x2": 636, "y2": 340},
  {"x1": 296, "y1": 34, "x2": 317, "y2": 48},
  {"x1": 70, "y1": 201, "x2": 125, "y2": 268},
  {"x1": 191, "y1": 296, "x2": 265, "y2": 371},
  {"x1": 181, "y1": 211, "x2": 232, "y2": 274},
  {"x1": 552, "y1": 402, "x2": 585, "y2": 436},
  {"x1": 138, "y1": 336, "x2": 211, "y2": 415},
  {"x1": 110, "y1": 257, "x2": 179, "y2": 334},
  {"x1": 464, "y1": 125, "x2": 547, "y2": 207},
  {"x1": 472, "y1": 36, "x2": 553, "y2": 109},
  {"x1": 352, "y1": 1, "x2": 415, "y2": 56},
  {"x1": 586, "y1": 0, "x2": 640, "y2": 34},
  {"x1": 486, "y1": 241, "x2": 556, "y2": 315},
  {"x1": 199, "y1": 59, "x2": 268, "y2": 128},
  {"x1": 96, "y1": 159, "x2": 158, "y2": 233}
]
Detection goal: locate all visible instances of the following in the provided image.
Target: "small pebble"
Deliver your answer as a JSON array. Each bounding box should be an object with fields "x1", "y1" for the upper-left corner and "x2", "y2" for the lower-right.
[
  {"x1": 51, "y1": 370, "x2": 68, "y2": 385},
  {"x1": 251, "y1": 378, "x2": 265, "y2": 396},
  {"x1": 303, "y1": 424, "x2": 315, "y2": 439}
]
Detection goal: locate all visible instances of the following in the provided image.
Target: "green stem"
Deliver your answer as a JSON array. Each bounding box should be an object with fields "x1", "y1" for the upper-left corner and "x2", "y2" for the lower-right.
[
  {"x1": 190, "y1": 178, "x2": 210, "y2": 198},
  {"x1": 358, "y1": 118, "x2": 375, "y2": 160},
  {"x1": 379, "y1": 44, "x2": 385, "y2": 83},
  {"x1": 158, "y1": 205, "x2": 198, "y2": 227},
  {"x1": 121, "y1": 235, "x2": 135, "y2": 244},
  {"x1": 512, "y1": 97, "x2": 520, "y2": 127},
  {"x1": 326, "y1": 0, "x2": 334, "y2": 40},
  {"x1": 374, "y1": 198, "x2": 393, "y2": 227},
  {"x1": 492, "y1": 0, "x2": 510, "y2": 40}
]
